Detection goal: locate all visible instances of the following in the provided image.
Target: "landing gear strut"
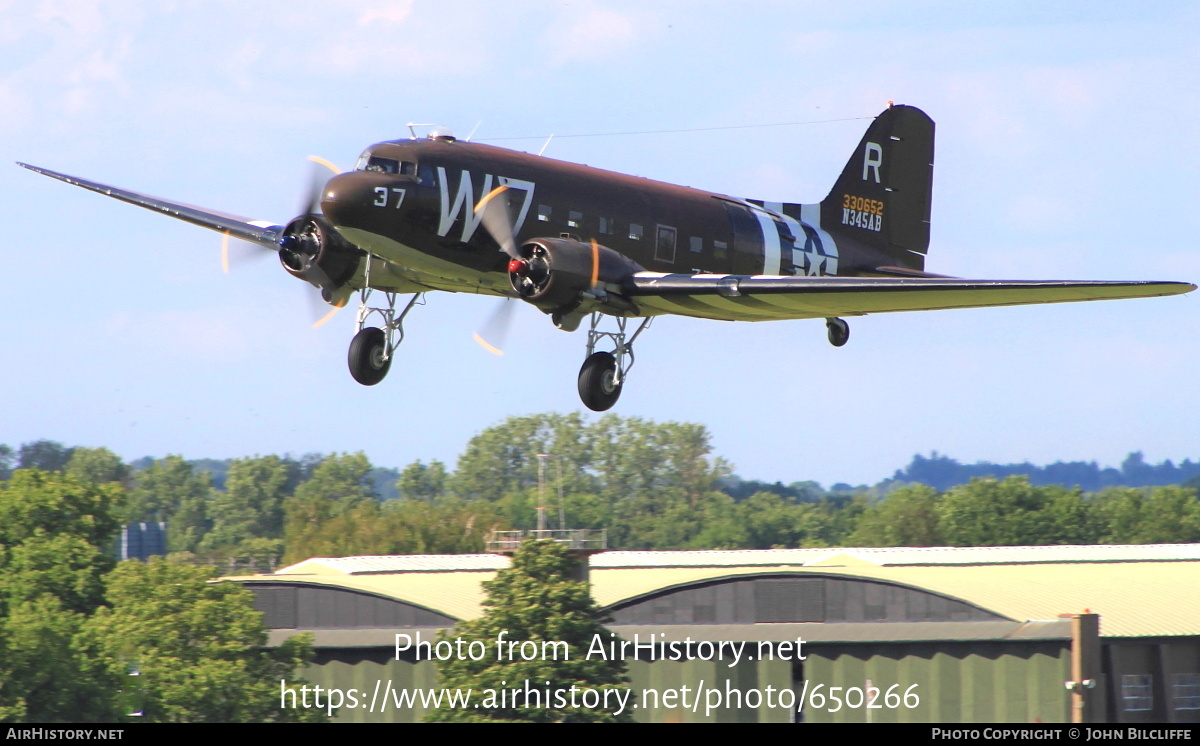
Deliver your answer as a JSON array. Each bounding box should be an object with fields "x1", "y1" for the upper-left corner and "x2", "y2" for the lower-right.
[
  {"x1": 347, "y1": 289, "x2": 423, "y2": 386},
  {"x1": 577, "y1": 313, "x2": 652, "y2": 411},
  {"x1": 826, "y1": 317, "x2": 850, "y2": 347}
]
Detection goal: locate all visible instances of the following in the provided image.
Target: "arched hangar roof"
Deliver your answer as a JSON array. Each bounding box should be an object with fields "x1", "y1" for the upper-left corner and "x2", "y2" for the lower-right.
[{"x1": 229, "y1": 544, "x2": 1200, "y2": 639}]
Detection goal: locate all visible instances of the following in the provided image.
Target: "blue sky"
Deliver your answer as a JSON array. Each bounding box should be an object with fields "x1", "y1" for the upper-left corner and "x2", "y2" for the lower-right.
[{"x1": 2, "y1": 1, "x2": 1197, "y2": 487}]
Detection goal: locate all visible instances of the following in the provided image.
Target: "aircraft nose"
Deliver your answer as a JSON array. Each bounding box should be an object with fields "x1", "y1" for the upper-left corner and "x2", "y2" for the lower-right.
[{"x1": 320, "y1": 172, "x2": 366, "y2": 226}]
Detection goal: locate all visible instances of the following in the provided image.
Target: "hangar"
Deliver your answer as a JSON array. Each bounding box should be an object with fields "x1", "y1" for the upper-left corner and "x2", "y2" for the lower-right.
[{"x1": 233, "y1": 544, "x2": 1200, "y2": 723}]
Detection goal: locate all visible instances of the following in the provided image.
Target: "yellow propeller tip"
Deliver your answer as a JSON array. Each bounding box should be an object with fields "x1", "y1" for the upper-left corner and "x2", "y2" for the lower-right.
[
  {"x1": 306, "y1": 155, "x2": 340, "y2": 175},
  {"x1": 472, "y1": 332, "x2": 504, "y2": 356},
  {"x1": 473, "y1": 184, "x2": 509, "y2": 214},
  {"x1": 312, "y1": 305, "x2": 342, "y2": 329}
]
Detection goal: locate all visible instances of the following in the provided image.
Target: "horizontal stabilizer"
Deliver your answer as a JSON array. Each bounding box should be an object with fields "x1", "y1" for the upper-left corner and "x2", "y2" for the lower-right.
[{"x1": 626, "y1": 272, "x2": 1195, "y2": 322}]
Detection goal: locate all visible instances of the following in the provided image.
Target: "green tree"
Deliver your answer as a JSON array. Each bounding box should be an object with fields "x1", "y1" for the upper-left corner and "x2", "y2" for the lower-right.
[
  {"x1": 379, "y1": 499, "x2": 506, "y2": 555},
  {"x1": 282, "y1": 452, "x2": 376, "y2": 563},
  {"x1": 427, "y1": 540, "x2": 632, "y2": 722},
  {"x1": 1092, "y1": 486, "x2": 1200, "y2": 544},
  {"x1": 66, "y1": 447, "x2": 131, "y2": 488},
  {"x1": 131, "y1": 456, "x2": 215, "y2": 551},
  {"x1": 848, "y1": 484, "x2": 944, "y2": 547},
  {"x1": 397, "y1": 459, "x2": 448, "y2": 501},
  {"x1": 125, "y1": 455, "x2": 213, "y2": 531},
  {"x1": 17, "y1": 440, "x2": 74, "y2": 472},
  {"x1": 0, "y1": 470, "x2": 125, "y2": 722},
  {"x1": 0, "y1": 444, "x2": 15, "y2": 481},
  {"x1": 449, "y1": 413, "x2": 594, "y2": 502},
  {"x1": 938, "y1": 476, "x2": 1095, "y2": 546},
  {"x1": 81, "y1": 558, "x2": 324, "y2": 722},
  {"x1": 201, "y1": 455, "x2": 290, "y2": 554},
  {"x1": 0, "y1": 469, "x2": 124, "y2": 570}
]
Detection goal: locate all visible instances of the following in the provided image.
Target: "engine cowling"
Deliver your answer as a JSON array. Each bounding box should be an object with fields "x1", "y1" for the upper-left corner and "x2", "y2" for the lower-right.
[
  {"x1": 508, "y1": 237, "x2": 642, "y2": 314},
  {"x1": 278, "y1": 215, "x2": 363, "y2": 299}
]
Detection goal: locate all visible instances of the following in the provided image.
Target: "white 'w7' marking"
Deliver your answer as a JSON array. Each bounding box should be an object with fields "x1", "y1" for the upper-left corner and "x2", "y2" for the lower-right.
[{"x1": 437, "y1": 168, "x2": 535, "y2": 244}]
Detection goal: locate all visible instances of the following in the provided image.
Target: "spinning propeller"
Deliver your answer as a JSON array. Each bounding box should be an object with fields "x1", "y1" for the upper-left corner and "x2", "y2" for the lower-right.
[
  {"x1": 470, "y1": 185, "x2": 601, "y2": 354},
  {"x1": 221, "y1": 156, "x2": 349, "y2": 328}
]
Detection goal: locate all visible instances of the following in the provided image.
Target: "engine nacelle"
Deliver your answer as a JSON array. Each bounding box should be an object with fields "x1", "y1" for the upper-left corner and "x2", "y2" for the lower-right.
[
  {"x1": 508, "y1": 237, "x2": 642, "y2": 314},
  {"x1": 278, "y1": 215, "x2": 363, "y2": 297}
]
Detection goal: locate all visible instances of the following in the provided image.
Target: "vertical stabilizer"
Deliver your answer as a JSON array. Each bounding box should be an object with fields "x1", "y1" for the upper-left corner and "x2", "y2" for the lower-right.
[{"x1": 820, "y1": 104, "x2": 934, "y2": 270}]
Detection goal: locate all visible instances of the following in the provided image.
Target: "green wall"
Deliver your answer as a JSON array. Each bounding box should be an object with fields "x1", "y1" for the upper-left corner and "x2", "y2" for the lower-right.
[
  {"x1": 300, "y1": 640, "x2": 1071, "y2": 723},
  {"x1": 803, "y1": 642, "x2": 1070, "y2": 723}
]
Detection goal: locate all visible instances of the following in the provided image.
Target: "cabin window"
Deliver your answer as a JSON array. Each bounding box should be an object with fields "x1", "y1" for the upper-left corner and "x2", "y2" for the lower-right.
[
  {"x1": 655, "y1": 225, "x2": 677, "y2": 263},
  {"x1": 599, "y1": 217, "x2": 612, "y2": 235},
  {"x1": 400, "y1": 161, "x2": 416, "y2": 177},
  {"x1": 689, "y1": 237, "x2": 703, "y2": 253},
  {"x1": 417, "y1": 165, "x2": 438, "y2": 186},
  {"x1": 713, "y1": 239, "x2": 728, "y2": 260},
  {"x1": 568, "y1": 211, "x2": 582, "y2": 228},
  {"x1": 629, "y1": 224, "x2": 643, "y2": 240},
  {"x1": 538, "y1": 204, "x2": 552, "y2": 222}
]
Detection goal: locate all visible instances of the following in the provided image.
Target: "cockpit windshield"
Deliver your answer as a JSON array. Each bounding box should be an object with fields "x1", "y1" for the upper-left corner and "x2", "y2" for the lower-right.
[{"x1": 354, "y1": 153, "x2": 416, "y2": 176}]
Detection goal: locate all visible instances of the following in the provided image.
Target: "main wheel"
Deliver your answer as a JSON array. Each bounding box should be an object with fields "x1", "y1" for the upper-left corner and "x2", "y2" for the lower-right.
[
  {"x1": 826, "y1": 317, "x2": 850, "y2": 347},
  {"x1": 578, "y1": 351, "x2": 622, "y2": 411},
  {"x1": 348, "y1": 327, "x2": 391, "y2": 385}
]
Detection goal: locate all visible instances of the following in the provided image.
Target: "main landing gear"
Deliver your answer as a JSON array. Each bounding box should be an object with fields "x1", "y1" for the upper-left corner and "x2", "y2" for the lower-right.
[
  {"x1": 826, "y1": 317, "x2": 850, "y2": 347},
  {"x1": 347, "y1": 289, "x2": 423, "y2": 386},
  {"x1": 577, "y1": 313, "x2": 653, "y2": 412}
]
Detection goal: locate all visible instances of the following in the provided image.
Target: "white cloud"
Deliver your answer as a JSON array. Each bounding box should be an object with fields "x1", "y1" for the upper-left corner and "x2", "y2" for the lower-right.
[
  {"x1": 356, "y1": 0, "x2": 413, "y2": 26},
  {"x1": 542, "y1": 6, "x2": 644, "y2": 65}
]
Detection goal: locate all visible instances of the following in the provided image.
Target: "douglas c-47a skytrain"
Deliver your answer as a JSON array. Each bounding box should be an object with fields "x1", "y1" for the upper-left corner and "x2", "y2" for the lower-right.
[{"x1": 19, "y1": 105, "x2": 1195, "y2": 410}]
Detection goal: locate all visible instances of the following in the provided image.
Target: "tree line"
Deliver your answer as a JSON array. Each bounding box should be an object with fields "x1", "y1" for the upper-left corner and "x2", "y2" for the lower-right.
[
  {"x1": 0, "y1": 470, "x2": 323, "y2": 722},
  {"x1": 2, "y1": 413, "x2": 1197, "y2": 566}
]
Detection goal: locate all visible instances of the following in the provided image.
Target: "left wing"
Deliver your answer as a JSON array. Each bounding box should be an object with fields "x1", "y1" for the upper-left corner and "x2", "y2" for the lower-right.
[{"x1": 626, "y1": 272, "x2": 1194, "y2": 321}]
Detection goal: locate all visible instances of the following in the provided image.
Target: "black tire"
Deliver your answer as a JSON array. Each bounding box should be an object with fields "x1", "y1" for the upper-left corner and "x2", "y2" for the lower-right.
[
  {"x1": 577, "y1": 351, "x2": 622, "y2": 411},
  {"x1": 826, "y1": 317, "x2": 850, "y2": 347},
  {"x1": 348, "y1": 327, "x2": 391, "y2": 386}
]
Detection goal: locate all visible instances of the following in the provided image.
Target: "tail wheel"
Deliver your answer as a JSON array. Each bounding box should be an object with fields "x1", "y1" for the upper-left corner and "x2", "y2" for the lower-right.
[
  {"x1": 826, "y1": 317, "x2": 850, "y2": 347},
  {"x1": 348, "y1": 327, "x2": 391, "y2": 385},
  {"x1": 578, "y1": 351, "x2": 622, "y2": 411}
]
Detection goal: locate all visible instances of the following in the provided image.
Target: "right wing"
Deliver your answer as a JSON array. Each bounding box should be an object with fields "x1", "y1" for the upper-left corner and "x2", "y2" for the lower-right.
[
  {"x1": 17, "y1": 162, "x2": 283, "y2": 248},
  {"x1": 626, "y1": 272, "x2": 1195, "y2": 321}
]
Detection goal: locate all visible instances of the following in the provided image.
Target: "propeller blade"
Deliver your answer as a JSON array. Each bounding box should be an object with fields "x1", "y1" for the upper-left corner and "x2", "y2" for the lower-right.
[
  {"x1": 307, "y1": 155, "x2": 340, "y2": 175},
  {"x1": 474, "y1": 185, "x2": 520, "y2": 259},
  {"x1": 298, "y1": 156, "x2": 339, "y2": 217},
  {"x1": 221, "y1": 230, "x2": 275, "y2": 273},
  {"x1": 590, "y1": 238, "x2": 600, "y2": 289},
  {"x1": 472, "y1": 298, "x2": 515, "y2": 355},
  {"x1": 312, "y1": 298, "x2": 347, "y2": 329}
]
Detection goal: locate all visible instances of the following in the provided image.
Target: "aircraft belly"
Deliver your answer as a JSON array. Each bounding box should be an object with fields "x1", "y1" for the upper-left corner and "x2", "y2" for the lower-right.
[{"x1": 337, "y1": 226, "x2": 512, "y2": 296}]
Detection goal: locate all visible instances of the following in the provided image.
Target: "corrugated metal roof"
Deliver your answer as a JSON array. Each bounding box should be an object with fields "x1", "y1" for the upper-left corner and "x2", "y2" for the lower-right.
[
  {"x1": 274, "y1": 554, "x2": 509, "y2": 575},
  {"x1": 271, "y1": 544, "x2": 1200, "y2": 575},
  {"x1": 592, "y1": 544, "x2": 1200, "y2": 568}
]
